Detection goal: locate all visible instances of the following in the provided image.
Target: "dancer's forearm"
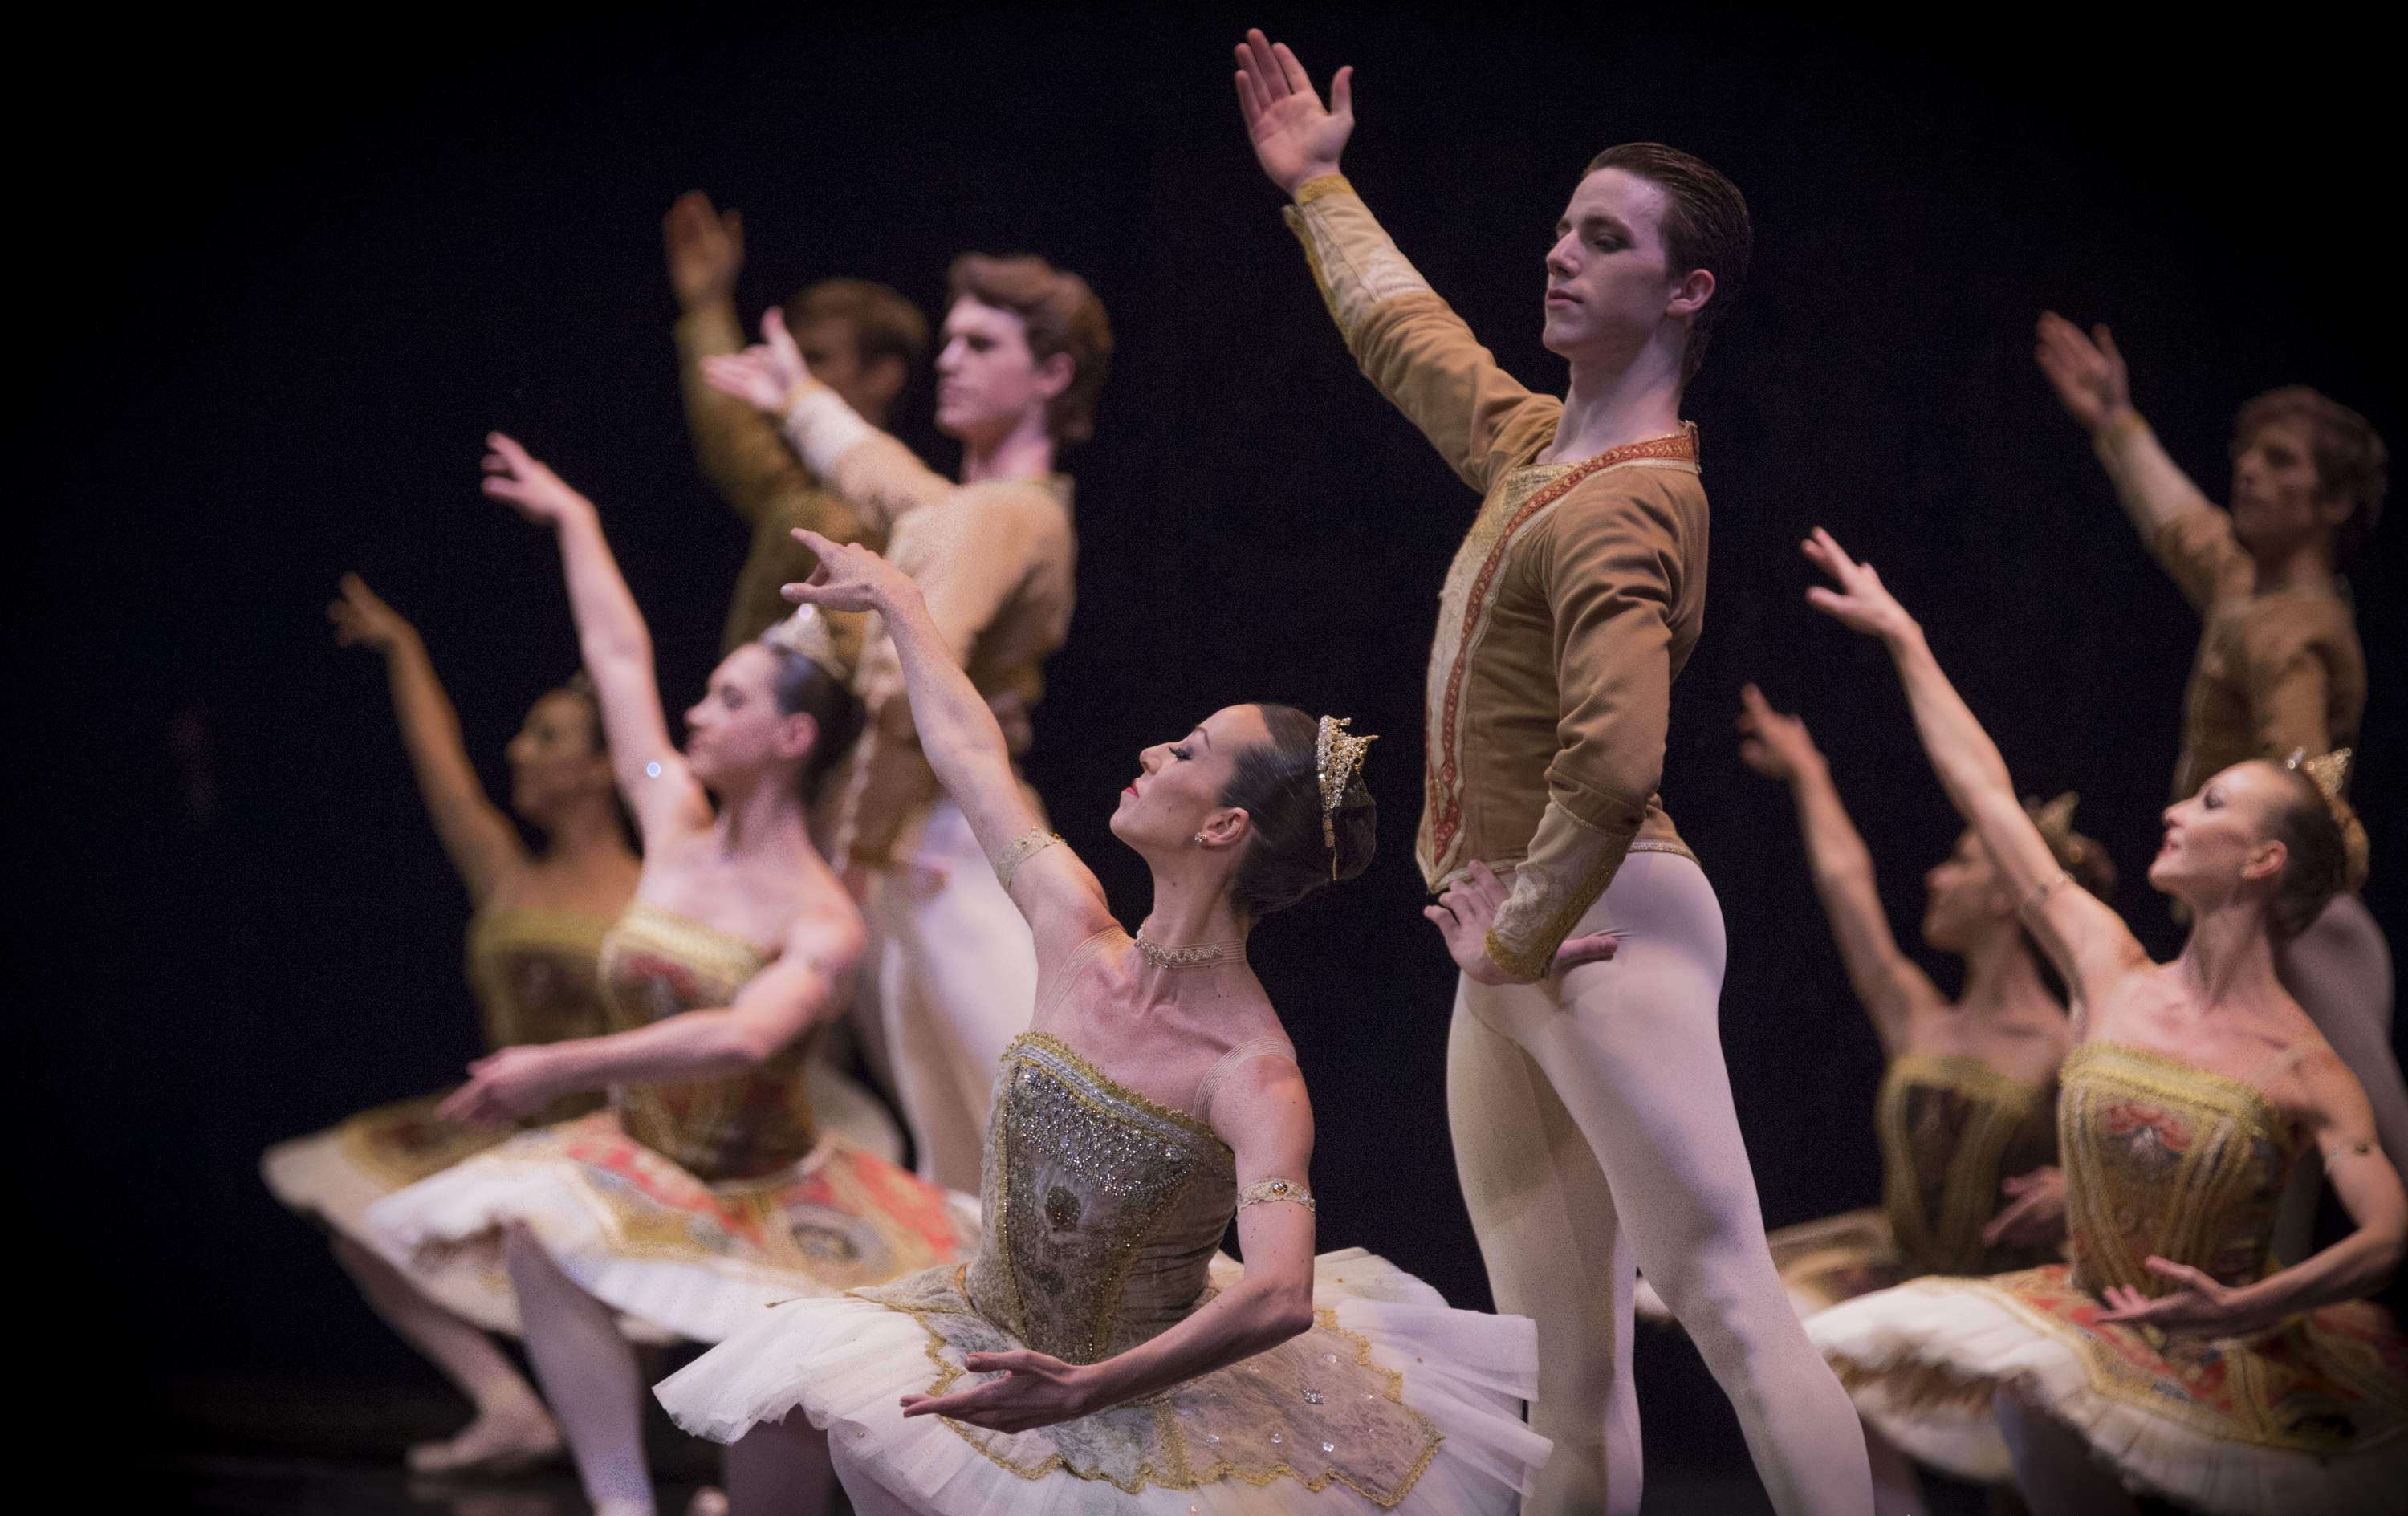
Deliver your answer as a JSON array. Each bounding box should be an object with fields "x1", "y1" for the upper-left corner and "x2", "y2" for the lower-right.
[
  {"x1": 381, "y1": 630, "x2": 521, "y2": 895},
  {"x1": 1076, "y1": 1270, "x2": 1316, "y2": 1412}
]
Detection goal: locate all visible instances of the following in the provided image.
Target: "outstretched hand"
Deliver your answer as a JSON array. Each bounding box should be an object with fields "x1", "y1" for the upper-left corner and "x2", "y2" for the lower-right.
[
  {"x1": 699, "y1": 307, "x2": 809, "y2": 415},
  {"x1": 1423, "y1": 860, "x2": 1619, "y2": 986},
  {"x1": 782, "y1": 526, "x2": 919, "y2": 616},
  {"x1": 481, "y1": 433, "x2": 594, "y2": 526},
  {"x1": 1232, "y1": 28, "x2": 1353, "y2": 196},
  {"x1": 437, "y1": 1045, "x2": 568, "y2": 1126},
  {"x1": 1735, "y1": 682, "x2": 1820, "y2": 782},
  {"x1": 1983, "y1": 1165, "x2": 2067, "y2": 1250},
  {"x1": 1801, "y1": 527, "x2": 1915, "y2": 641},
  {"x1": 327, "y1": 572, "x2": 415, "y2": 653},
  {"x1": 663, "y1": 191, "x2": 744, "y2": 311},
  {"x1": 899, "y1": 1348, "x2": 1095, "y2": 1432},
  {"x1": 2097, "y1": 1256, "x2": 2261, "y2": 1336},
  {"x1": 2033, "y1": 312, "x2": 2131, "y2": 434}
]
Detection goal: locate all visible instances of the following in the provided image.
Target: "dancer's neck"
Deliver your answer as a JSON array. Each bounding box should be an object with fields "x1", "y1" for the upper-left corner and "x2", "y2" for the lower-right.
[
  {"x1": 2249, "y1": 531, "x2": 2338, "y2": 596},
  {"x1": 1546, "y1": 339, "x2": 1685, "y2": 464},
  {"x1": 709, "y1": 776, "x2": 810, "y2": 858},
  {"x1": 541, "y1": 799, "x2": 632, "y2": 868},
  {"x1": 2175, "y1": 897, "x2": 2286, "y2": 1010},
  {"x1": 1132, "y1": 869, "x2": 1251, "y2": 993},
  {"x1": 1958, "y1": 930, "x2": 2057, "y2": 1025},
  {"x1": 961, "y1": 411, "x2": 1056, "y2": 485}
]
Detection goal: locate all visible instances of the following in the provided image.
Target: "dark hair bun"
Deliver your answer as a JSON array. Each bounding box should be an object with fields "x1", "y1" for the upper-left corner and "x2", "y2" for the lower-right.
[{"x1": 1220, "y1": 704, "x2": 1377, "y2": 919}]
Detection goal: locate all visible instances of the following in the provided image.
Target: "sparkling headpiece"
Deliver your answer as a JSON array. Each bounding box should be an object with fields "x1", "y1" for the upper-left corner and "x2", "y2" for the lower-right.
[
  {"x1": 2285, "y1": 747, "x2": 2370, "y2": 892},
  {"x1": 1315, "y1": 715, "x2": 1377, "y2": 875},
  {"x1": 760, "y1": 604, "x2": 852, "y2": 682}
]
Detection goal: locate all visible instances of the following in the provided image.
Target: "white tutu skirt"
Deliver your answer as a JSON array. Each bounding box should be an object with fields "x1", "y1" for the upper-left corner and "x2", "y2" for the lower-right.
[
  {"x1": 268, "y1": 1063, "x2": 904, "y2": 1339},
  {"x1": 1808, "y1": 1266, "x2": 2408, "y2": 1515},
  {"x1": 369, "y1": 1107, "x2": 972, "y2": 1346},
  {"x1": 657, "y1": 1247, "x2": 1548, "y2": 1513}
]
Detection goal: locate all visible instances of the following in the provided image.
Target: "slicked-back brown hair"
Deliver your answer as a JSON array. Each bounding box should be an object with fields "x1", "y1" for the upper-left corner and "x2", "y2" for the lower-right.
[
  {"x1": 2231, "y1": 385, "x2": 2388, "y2": 554},
  {"x1": 1584, "y1": 143, "x2": 1752, "y2": 386},
  {"x1": 946, "y1": 254, "x2": 1114, "y2": 446}
]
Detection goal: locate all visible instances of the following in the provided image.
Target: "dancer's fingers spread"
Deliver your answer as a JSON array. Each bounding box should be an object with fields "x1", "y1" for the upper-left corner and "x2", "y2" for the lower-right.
[{"x1": 1330, "y1": 63, "x2": 1353, "y2": 115}]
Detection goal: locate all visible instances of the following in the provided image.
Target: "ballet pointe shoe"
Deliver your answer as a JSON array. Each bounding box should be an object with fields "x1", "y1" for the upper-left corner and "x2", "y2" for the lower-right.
[{"x1": 405, "y1": 1398, "x2": 564, "y2": 1478}]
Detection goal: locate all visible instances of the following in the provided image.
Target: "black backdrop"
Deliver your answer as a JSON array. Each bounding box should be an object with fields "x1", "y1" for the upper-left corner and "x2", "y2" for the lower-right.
[{"x1": 19, "y1": 2, "x2": 2404, "y2": 1486}]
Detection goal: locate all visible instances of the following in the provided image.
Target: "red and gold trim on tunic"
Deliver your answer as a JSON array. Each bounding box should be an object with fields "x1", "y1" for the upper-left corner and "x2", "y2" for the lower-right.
[{"x1": 1422, "y1": 426, "x2": 1699, "y2": 874}]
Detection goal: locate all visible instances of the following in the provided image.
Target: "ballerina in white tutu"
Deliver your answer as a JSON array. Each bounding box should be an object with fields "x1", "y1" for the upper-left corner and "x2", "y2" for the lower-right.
[{"x1": 657, "y1": 526, "x2": 1552, "y2": 1515}]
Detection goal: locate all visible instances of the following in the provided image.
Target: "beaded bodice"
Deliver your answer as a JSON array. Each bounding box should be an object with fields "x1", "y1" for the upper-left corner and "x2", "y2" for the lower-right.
[
  {"x1": 1876, "y1": 1051, "x2": 2060, "y2": 1275},
  {"x1": 2060, "y1": 1042, "x2": 2302, "y2": 1297},
  {"x1": 599, "y1": 904, "x2": 817, "y2": 1184},
  {"x1": 964, "y1": 1032, "x2": 1237, "y2": 1364},
  {"x1": 466, "y1": 908, "x2": 616, "y2": 1125}
]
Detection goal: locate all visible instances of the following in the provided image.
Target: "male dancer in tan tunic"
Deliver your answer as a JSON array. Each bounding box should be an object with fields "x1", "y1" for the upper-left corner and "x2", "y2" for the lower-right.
[
  {"x1": 664, "y1": 189, "x2": 929, "y2": 654},
  {"x1": 703, "y1": 256, "x2": 1109, "y2": 1193},
  {"x1": 1235, "y1": 30, "x2": 1871, "y2": 1516}
]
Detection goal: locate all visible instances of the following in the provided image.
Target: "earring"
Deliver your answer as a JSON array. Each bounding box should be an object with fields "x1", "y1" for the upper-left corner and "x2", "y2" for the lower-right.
[{"x1": 1194, "y1": 831, "x2": 1206, "y2": 845}]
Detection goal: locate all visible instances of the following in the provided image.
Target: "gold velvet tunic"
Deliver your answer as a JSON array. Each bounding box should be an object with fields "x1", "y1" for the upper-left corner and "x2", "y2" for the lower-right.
[{"x1": 1285, "y1": 176, "x2": 1702, "y2": 977}]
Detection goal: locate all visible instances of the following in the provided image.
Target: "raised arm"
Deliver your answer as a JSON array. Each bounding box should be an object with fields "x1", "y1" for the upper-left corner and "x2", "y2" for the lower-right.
[
  {"x1": 1738, "y1": 683, "x2": 1941, "y2": 1052},
  {"x1": 2102, "y1": 1047, "x2": 2404, "y2": 1334},
  {"x1": 438, "y1": 898, "x2": 863, "y2": 1124},
  {"x1": 783, "y1": 529, "x2": 1113, "y2": 959},
  {"x1": 327, "y1": 574, "x2": 527, "y2": 904},
  {"x1": 1801, "y1": 527, "x2": 2146, "y2": 1013},
  {"x1": 481, "y1": 433, "x2": 709, "y2": 843},
  {"x1": 702, "y1": 308, "x2": 950, "y2": 533},
  {"x1": 665, "y1": 192, "x2": 803, "y2": 523},
  {"x1": 901, "y1": 1055, "x2": 1319, "y2": 1432},
  {"x1": 1235, "y1": 30, "x2": 1549, "y2": 493},
  {"x1": 2035, "y1": 313, "x2": 2244, "y2": 612}
]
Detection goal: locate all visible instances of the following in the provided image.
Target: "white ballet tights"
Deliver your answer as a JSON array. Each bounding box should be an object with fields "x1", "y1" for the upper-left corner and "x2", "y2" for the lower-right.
[
  {"x1": 2275, "y1": 892, "x2": 2406, "y2": 1261},
  {"x1": 503, "y1": 1224, "x2": 653, "y2": 1516},
  {"x1": 1447, "y1": 851, "x2": 1873, "y2": 1516},
  {"x1": 872, "y1": 799, "x2": 1036, "y2": 1193},
  {"x1": 328, "y1": 1235, "x2": 543, "y2": 1420}
]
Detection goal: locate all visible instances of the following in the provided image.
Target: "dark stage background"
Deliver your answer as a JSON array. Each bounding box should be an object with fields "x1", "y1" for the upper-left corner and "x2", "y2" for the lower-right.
[{"x1": 19, "y1": 5, "x2": 2404, "y2": 1503}]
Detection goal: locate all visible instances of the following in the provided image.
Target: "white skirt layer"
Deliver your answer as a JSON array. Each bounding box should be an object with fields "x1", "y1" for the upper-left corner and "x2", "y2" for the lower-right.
[
  {"x1": 657, "y1": 1247, "x2": 1548, "y2": 1514},
  {"x1": 1808, "y1": 1275, "x2": 2408, "y2": 1515}
]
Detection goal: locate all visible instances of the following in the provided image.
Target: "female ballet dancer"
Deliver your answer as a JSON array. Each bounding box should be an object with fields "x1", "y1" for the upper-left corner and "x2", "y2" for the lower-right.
[
  {"x1": 655, "y1": 526, "x2": 1552, "y2": 1515},
  {"x1": 262, "y1": 573, "x2": 638, "y2": 1476},
  {"x1": 372, "y1": 438, "x2": 972, "y2": 1516},
  {"x1": 703, "y1": 258, "x2": 1108, "y2": 1195},
  {"x1": 1645, "y1": 685, "x2": 2112, "y2": 1506},
  {"x1": 1233, "y1": 27, "x2": 1869, "y2": 1514},
  {"x1": 2034, "y1": 315, "x2": 2405, "y2": 1246},
  {"x1": 1797, "y1": 524, "x2": 2406, "y2": 1515}
]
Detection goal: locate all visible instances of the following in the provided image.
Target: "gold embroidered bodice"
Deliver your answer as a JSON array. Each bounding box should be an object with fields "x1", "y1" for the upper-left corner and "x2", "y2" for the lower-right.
[
  {"x1": 1876, "y1": 1052, "x2": 2060, "y2": 1275},
  {"x1": 465, "y1": 907, "x2": 616, "y2": 1125},
  {"x1": 599, "y1": 903, "x2": 818, "y2": 1184},
  {"x1": 2060, "y1": 1042, "x2": 2303, "y2": 1297},
  {"x1": 964, "y1": 1031, "x2": 1239, "y2": 1364}
]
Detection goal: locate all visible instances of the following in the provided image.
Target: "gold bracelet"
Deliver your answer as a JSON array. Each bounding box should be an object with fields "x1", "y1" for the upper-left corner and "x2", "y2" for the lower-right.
[{"x1": 994, "y1": 828, "x2": 1062, "y2": 892}]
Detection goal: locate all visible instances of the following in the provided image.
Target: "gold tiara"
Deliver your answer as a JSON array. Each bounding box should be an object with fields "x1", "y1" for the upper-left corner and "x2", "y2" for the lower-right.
[
  {"x1": 2285, "y1": 747, "x2": 2369, "y2": 892},
  {"x1": 760, "y1": 604, "x2": 852, "y2": 683},
  {"x1": 1316, "y1": 716, "x2": 1376, "y2": 874}
]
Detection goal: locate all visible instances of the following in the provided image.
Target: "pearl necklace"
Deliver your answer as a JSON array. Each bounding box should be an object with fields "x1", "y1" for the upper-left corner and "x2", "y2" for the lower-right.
[{"x1": 1131, "y1": 929, "x2": 1247, "y2": 970}]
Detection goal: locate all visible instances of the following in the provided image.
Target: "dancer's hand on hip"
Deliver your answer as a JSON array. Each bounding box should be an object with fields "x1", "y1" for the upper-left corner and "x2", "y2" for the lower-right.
[
  {"x1": 1425, "y1": 860, "x2": 1618, "y2": 986},
  {"x1": 1232, "y1": 28, "x2": 1353, "y2": 196},
  {"x1": 899, "y1": 1348, "x2": 1096, "y2": 1432},
  {"x1": 783, "y1": 526, "x2": 918, "y2": 616},
  {"x1": 438, "y1": 1045, "x2": 567, "y2": 1125},
  {"x1": 700, "y1": 306, "x2": 810, "y2": 414}
]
